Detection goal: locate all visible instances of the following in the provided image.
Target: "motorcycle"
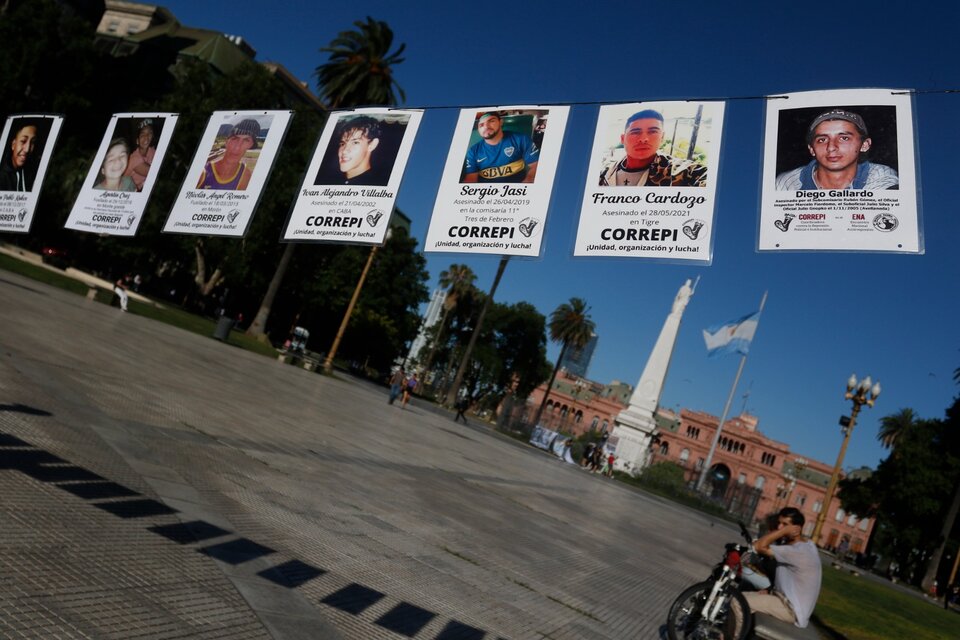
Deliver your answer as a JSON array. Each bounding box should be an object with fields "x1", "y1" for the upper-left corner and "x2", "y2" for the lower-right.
[{"x1": 666, "y1": 522, "x2": 769, "y2": 640}]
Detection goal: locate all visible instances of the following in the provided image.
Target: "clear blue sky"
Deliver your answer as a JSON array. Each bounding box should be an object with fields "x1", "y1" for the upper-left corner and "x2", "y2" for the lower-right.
[{"x1": 162, "y1": 0, "x2": 960, "y2": 472}]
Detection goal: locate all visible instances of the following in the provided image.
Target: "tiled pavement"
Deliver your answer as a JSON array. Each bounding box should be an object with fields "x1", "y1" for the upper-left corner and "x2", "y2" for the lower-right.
[{"x1": 0, "y1": 271, "x2": 745, "y2": 639}]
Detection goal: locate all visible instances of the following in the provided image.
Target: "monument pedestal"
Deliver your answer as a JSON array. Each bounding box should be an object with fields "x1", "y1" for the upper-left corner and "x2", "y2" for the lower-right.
[
  {"x1": 612, "y1": 409, "x2": 657, "y2": 474},
  {"x1": 611, "y1": 278, "x2": 695, "y2": 475}
]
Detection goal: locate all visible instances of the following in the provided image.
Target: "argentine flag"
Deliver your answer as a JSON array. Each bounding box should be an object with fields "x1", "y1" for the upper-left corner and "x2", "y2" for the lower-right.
[{"x1": 703, "y1": 312, "x2": 760, "y2": 357}]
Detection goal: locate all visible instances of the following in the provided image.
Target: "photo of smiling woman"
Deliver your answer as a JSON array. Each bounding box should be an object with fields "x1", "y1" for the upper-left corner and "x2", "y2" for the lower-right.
[{"x1": 93, "y1": 138, "x2": 137, "y2": 192}]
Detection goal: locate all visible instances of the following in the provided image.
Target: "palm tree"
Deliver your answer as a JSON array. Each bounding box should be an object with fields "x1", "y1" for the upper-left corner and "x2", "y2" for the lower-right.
[
  {"x1": 421, "y1": 264, "x2": 476, "y2": 378},
  {"x1": 315, "y1": 17, "x2": 406, "y2": 108},
  {"x1": 444, "y1": 257, "x2": 510, "y2": 407},
  {"x1": 531, "y1": 298, "x2": 595, "y2": 429},
  {"x1": 247, "y1": 17, "x2": 405, "y2": 340},
  {"x1": 877, "y1": 408, "x2": 917, "y2": 451}
]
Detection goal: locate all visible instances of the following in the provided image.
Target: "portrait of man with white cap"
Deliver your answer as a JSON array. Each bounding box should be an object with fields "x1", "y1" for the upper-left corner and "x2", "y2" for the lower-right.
[{"x1": 775, "y1": 108, "x2": 899, "y2": 191}]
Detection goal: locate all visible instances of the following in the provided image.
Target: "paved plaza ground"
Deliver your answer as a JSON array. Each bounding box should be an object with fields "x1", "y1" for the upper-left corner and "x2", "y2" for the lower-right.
[{"x1": 0, "y1": 270, "x2": 755, "y2": 639}]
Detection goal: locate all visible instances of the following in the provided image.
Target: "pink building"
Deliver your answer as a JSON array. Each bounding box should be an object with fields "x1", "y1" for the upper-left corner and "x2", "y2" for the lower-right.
[
  {"x1": 525, "y1": 371, "x2": 876, "y2": 552},
  {"x1": 525, "y1": 370, "x2": 630, "y2": 436},
  {"x1": 649, "y1": 409, "x2": 876, "y2": 553}
]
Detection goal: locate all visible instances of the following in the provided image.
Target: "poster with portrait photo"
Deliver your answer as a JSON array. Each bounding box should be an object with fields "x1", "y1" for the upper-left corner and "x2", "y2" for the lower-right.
[
  {"x1": 66, "y1": 113, "x2": 178, "y2": 236},
  {"x1": 425, "y1": 105, "x2": 569, "y2": 257},
  {"x1": 759, "y1": 88, "x2": 920, "y2": 253},
  {"x1": 573, "y1": 101, "x2": 725, "y2": 263},
  {"x1": 283, "y1": 108, "x2": 423, "y2": 245},
  {"x1": 163, "y1": 110, "x2": 293, "y2": 237},
  {"x1": 0, "y1": 114, "x2": 63, "y2": 234}
]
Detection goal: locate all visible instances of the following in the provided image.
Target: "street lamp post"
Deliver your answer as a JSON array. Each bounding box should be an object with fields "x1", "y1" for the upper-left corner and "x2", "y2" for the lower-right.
[
  {"x1": 323, "y1": 230, "x2": 391, "y2": 375},
  {"x1": 783, "y1": 457, "x2": 808, "y2": 508},
  {"x1": 812, "y1": 374, "x2": 881, "y2": 546}
]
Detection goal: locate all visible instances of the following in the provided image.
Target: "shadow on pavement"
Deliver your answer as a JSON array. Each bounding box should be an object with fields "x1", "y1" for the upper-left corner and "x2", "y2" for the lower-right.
[{"x1": 0, "y1": 426, "x2": 495, "y2": 639}]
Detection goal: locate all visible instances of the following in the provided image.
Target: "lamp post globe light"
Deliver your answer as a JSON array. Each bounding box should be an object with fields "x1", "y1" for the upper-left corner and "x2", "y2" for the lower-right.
[{"x1": 811, "y1": 374, "x2": 881, "y2": 545}]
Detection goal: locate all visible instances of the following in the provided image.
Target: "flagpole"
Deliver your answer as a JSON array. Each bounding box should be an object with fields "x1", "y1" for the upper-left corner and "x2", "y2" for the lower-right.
[{"x1": 695, "y1": 291, "x2": 768, "y2": 493}]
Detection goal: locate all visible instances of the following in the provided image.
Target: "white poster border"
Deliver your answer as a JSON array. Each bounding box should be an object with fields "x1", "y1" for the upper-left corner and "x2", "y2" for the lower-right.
[
  {"x1": 757, "y1": 88, "x2": 920, "y2": 253},
  {"x1": 163, "y1": 109, "x2": 293, "y2": 238},
  {"x1": 424, "y1": 104, "x2": 570, "y2": 257},
  {"x1": 0, "y1": 113, "x2": 64, "y2": 234},
  {"x1": 282, "y1": 108, "x2": 423, "y2": 245},
  {"x1": 65, "y1": 112, "x2": 178, "y2": 236},
  {"x1": 572, "y1": 101, "x2": 725, "y2": 264}
]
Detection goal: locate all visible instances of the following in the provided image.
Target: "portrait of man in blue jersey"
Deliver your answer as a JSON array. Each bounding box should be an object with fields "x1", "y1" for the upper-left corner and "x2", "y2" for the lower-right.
[{"x1": 461, "y1": 111, "x2": 540, "y2": 183}]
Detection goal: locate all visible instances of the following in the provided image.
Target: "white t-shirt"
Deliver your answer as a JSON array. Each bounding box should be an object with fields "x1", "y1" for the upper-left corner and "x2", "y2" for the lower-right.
[{"x1": 771, "y1": 540, "x2": 822, "y2": 628}]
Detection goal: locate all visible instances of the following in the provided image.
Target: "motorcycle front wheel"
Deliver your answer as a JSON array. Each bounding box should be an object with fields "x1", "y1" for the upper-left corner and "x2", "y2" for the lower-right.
[{"x1": 666, "y1": 580, "x2": 750, "y2": 640}]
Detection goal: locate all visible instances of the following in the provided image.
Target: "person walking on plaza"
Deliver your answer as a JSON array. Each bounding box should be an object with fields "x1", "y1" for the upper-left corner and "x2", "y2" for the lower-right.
[
  {"x1": 581, "y1": 442, "x2": 596, "y2": 468},
  {"x1": 388, "y1": 367, "x2": 405, "y2": 405},
  {"x1": 401, "y1": 372, "x2": 418, "y2": 409},
  {"x1": 454, "y1": 395, "x2": 469, "y2": 424},
  {"x1": 605, "y1": 453, "x2": 615, "y2": 477},
  {"x1": 113, "y1": 278, "x2": 129, "y2": 312}
]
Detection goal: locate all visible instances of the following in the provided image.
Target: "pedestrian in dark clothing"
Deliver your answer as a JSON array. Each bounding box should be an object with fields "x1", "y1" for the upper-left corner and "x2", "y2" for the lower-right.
[{"x1": 454, "y1": 396, "x2": 469, "y2": 424}]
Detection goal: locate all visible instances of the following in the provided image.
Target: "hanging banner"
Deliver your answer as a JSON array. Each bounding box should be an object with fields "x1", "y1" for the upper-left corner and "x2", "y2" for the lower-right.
[
  {"x1": 424, "y1": 105, "x2": 569, "y2": 256},
  {"x1": 163, "y1": 110, "x2": 293, "y2": 237},
  {"x1": 759, "y1": 88, "x2": 920, "y2": 252},
  {"x1": 65, "y1": 113, "x2": 178, "y2": 236},
  {"x1": 573, "y1": 101, "x2": 725, "y2": 263},
  {"x1": 0, "y1": 114, "x2": 63, "y2": 234},
  {"x1": 283, "y1": 108, "x2": 423, "y2": 244}
]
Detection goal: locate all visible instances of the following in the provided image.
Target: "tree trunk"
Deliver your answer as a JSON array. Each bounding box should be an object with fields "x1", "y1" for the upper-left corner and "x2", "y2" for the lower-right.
[
  {"x1": 921, "y1": 478, "x2": 960, "y2": 593},
  {"x1": 193, "y1": 239, "x2": 225, "y2": 296},
  {"x1": 531, "y1": 341, "x2": 568, "y2": 429},
  {"x1": 246, "y1": 243, "x2": 296, "y2": 339},
  {"x1": 443, "y1": 257, "x2": 508, "y2": 407}
]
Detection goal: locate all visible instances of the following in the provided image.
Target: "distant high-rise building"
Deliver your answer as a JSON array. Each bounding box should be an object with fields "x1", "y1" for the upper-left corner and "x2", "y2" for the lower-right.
[
  {"x1": 560, "y1": 332, "x2": 597, "y2": 378},
  {"x1": 405, "y1": 288, "x2": 446, "y2": 365}
]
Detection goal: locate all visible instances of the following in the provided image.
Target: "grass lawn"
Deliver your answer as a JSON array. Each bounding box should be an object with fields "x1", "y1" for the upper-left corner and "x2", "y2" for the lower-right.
[
  {"x1": 814, "y1": 565, "x2": 960, "y2": 639},
  {"x1": 0, "y1": 253, "x2": 89, "y2": 295},
  {"x1": 0, "y1": 254, "x2": 278, "y2": 359}
]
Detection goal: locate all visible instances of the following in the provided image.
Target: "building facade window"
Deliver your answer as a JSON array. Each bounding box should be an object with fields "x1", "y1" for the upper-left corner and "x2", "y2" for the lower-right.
[
  {"x1": 696, "y1": 457, "x2": 704, "y2": 470},
  {"x1": 847, "y1": 514, "x2": 858, "y2": 527},
  {"x1": 591, "y1": 416, "x2": 599, "y2": 430},
  {"x1": 858, "y1": 518, "x2": 869, "y2": 531},
  {"x1": 659, "y1": 442, "x2": 669, "y2": 455},
  {"x1": 738, "y1": 473, "x2": 746, "y2": 485},
  {"x1": 812, "y1": 500, "x2": 823, "y2": 513},
  {"x1": 796, "y1": 493, "x2": 807, "y2": 507},
  {"x1": 679, "y1": 449, "x2": 690, "y2": 466},
  {"x1": 835, "y1": 508, "x2": 845, "y2": 522},
  {"x1": 755, "y1": 475, "x2": 765, "y2": 489}
]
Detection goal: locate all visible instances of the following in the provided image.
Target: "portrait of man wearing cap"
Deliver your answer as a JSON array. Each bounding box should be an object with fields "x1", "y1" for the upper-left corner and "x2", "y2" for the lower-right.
[
  {"x1": 462, "y1": 112, "x2": 539, "y2": 183},
  {"x1": 775, "y1": 109, "x2": 899, "y2": 191},
  {"x1": 123, "y1": 118, "x2": 157, "y2": 192},
  {"x1": 196, "y1": 118, "x2": 262, "y2": 191}
]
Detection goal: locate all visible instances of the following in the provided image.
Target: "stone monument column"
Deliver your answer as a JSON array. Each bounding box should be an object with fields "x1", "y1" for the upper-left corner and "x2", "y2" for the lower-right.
[{"x1": 612, "y1": 278, "x2": 694, "y2": 474}]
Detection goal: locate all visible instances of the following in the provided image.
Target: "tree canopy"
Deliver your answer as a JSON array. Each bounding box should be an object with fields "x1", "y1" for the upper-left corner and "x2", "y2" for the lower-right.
[{"x1": 840, "y1": 399, "x2": 960, "y2": 586}]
